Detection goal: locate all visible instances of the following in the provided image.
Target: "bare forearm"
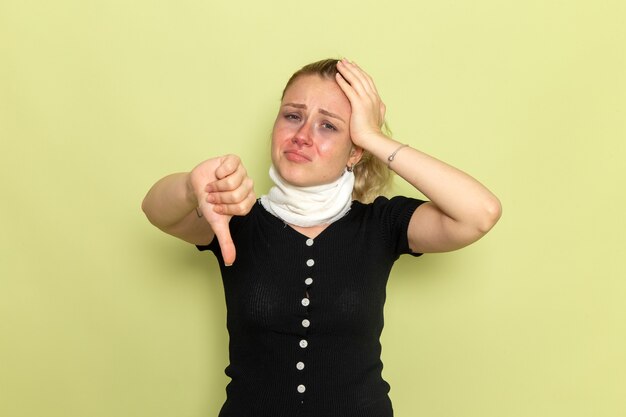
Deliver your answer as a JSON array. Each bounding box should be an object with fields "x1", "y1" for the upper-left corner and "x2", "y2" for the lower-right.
[
  {"x1": 141, "y1": 156, "x2": 255, "y2": 251},
  {"x1": 141, "y1": 172, "x2": 197, "y2": 229},
  {"x1": 362, "y1": 134, "x2": 502, "y2": 232},
  {"x1": 335, "y1": 59, "x2": 500, "y2": 251}
]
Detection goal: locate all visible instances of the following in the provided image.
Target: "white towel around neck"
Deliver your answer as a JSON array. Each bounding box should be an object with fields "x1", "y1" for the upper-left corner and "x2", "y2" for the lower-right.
[{"x1": 260, "y1": 165, "x2": 354, "y2": 227}]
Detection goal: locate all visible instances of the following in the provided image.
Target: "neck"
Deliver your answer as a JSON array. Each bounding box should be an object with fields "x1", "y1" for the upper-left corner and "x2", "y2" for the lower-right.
[{"x1": 260, "y1": 165, "x2": 355, "y2": 228}]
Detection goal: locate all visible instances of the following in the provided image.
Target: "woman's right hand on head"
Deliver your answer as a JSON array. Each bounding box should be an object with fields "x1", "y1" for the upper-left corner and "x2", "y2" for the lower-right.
[{"x1": 189, "y1": 155, "x2": 256, "y2": 265}]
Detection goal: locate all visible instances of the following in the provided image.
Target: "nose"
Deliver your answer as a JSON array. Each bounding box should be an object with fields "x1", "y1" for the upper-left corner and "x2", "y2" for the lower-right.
[{"x1": 292, "y1": 121, "x2": 312, "y2": 146}]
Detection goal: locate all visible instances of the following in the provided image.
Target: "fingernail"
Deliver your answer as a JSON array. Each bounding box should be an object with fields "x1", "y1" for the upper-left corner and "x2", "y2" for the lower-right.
[{"x1": 225, "y1": 263, "x2": 233, "y2": 267}]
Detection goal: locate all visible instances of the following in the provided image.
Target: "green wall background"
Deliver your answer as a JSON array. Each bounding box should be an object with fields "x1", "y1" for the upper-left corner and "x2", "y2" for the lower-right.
[{"x1": 1, "y1": 0, "x2": 624, "y2": 416}]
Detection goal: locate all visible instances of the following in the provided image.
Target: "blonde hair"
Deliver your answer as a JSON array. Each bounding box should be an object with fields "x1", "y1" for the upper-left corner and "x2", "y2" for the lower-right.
[{"x1": 281, "y1": 59, "x2": 393, "y2": 203}]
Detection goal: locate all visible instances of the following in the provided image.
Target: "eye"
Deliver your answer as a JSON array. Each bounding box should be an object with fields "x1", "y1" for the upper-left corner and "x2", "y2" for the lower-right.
[
  {"x1": 322, "y1": 122, "x2": 337, "y2": 131},
  {"x1": 285, "y1": 113, "x2": 301, "y2": 121}
]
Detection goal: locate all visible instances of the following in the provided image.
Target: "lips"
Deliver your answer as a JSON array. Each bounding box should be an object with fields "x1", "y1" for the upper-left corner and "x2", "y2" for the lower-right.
[{"x1": 284, "y1": 149, "x2": 312, "y2": 162}]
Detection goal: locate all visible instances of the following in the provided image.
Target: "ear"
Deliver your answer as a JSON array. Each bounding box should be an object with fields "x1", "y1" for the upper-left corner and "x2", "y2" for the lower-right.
[{"x1": 348, "y1": 146, "x2": 364, "y2": 166}]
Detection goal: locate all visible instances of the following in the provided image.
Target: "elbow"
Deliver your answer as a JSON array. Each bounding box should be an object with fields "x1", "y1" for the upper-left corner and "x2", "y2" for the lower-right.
[
  {"x1": 141, "y1": 197, "x2": 150, "y2": 218},
  {"x1": 141, "y1": 196, "x2": 157, "y2": 225},
  {"x1": 477, "y1": 196, "x2": 502, "y2": 234}
]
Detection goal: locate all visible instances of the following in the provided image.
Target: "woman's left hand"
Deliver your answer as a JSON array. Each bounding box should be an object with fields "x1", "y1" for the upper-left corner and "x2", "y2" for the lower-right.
[{"x1": 335, "y1": 59, "x2": 387, "y2": 147}]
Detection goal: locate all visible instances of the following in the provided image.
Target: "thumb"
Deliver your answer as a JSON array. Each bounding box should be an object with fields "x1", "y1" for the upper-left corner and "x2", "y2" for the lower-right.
[{"x1": 210, "y1": 216, "x2": 236, "y2": 266}]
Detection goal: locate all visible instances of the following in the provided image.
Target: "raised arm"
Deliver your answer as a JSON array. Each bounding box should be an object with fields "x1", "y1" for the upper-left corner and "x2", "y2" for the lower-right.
[
  {"x1": 336, "y1": 59, "x2": 502, "y2": 253},
  {"x1": 141, "y1": 155, "x2": 256, "y2": 264}
]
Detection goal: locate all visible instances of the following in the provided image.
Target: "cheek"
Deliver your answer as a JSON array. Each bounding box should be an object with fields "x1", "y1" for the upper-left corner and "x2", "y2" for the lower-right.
[
  {"x1": 270, "y1": 124, "x2": 294, "y2": 161},
  {"x1": 272, "y1": 121, "x2": 295, "y2": 141},
  {"x1": 316, "y1": 140, "x2": 335, "y2": 155},
  {"x1": 318, "y1": 135, "x2": 352, "y2": 158},
  {"x1": 271, "y1": 125, "x2": 285, "y2": 148}
]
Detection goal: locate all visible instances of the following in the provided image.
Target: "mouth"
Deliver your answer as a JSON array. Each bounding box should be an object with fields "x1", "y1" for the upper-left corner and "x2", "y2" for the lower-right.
[{"x1": 284, "y1": 150, "x2": 312, "y2": 162}]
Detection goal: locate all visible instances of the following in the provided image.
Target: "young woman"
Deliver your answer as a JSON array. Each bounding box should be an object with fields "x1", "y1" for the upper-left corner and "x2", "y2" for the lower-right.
[{"x1": 142, "y1": 58, "x2": 501, "y2": 417}]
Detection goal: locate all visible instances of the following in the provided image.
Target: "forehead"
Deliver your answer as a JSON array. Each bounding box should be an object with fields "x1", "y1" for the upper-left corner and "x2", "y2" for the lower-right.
[{"x1": 282, "y1": 75, "x2": 351, "y2": 111}]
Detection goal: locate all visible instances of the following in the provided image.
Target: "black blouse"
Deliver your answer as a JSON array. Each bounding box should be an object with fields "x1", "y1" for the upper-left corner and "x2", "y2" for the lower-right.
[{"x1": 198, "y1": 196, "x2": 425, "y2": 417}]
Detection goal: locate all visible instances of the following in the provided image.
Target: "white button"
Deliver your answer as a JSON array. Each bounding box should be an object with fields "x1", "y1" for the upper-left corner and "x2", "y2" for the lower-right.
[
  {"x1": 302, "y1": 319, "x2": 310, "y2": 328},
  {"x1": 306, "y1": 238, "x2": 314, "y2": 246},
  {"x1": 301, "y1": 298, "x2": 310, "y2": 307},
  {"x1": 297, "y1": 384, "x2": 306, "y2": 393},
  {"x1": 299, "y1": 339, "x2": 308, "y2": 348},
  {"x1": 305, "y1": 277, "x2": 313, "y2": 286},
  {"x1": 296, "y1": 361, "x2": 305, "y2": 370},
  {"x1": 306, "y1": 259, "x2": 315, "y2": 267}
]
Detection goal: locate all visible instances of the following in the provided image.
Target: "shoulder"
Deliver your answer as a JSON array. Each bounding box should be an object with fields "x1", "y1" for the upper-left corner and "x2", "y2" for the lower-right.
[
  {"x1": 352, "y1": 195, "x2": 427, "y2": 219},
  {"x1": 348, "y1": 195, "x2": 427, "y2": 256}
]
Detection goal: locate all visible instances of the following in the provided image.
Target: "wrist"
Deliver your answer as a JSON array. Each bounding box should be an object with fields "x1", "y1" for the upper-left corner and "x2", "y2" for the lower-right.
[
  {"x1": 184, "y1": 173, "x2": 200, "y2": 207},
  {"x1": 351, "y1": 131, "x2": 387, "y2": 151},
  {"x1": 387, "y1": 144, "x2": 409, "y2": 169}
]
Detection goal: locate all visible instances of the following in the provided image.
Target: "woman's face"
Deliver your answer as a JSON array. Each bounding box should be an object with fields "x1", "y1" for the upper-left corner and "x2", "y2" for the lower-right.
[{"x1": 271, "y1": 74, "x2": 362, "y2": 187}]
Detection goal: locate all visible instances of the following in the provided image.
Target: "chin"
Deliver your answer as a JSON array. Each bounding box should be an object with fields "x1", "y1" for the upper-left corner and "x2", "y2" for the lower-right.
[
  {"x1": 277, "y1": 167, "x2": 313, "y2": 187},
  {"x1": 274, "y1": 161, "x2": 339, "y2": 187}
]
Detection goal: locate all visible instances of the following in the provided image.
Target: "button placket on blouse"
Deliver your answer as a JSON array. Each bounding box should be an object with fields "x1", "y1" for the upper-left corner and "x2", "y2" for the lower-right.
[{"x1": 297, "y1": 237, "x2": 315, "y2": 397}]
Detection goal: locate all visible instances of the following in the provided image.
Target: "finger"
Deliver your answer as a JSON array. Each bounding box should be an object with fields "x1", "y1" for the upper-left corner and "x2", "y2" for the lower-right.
[
  {"x1": 210, "y1": 216, "x2": 236, "y2": 266},
  {"x1": 213, "y1": 189, "x2": 256, "y2": 216},
  {"x1": 206, "y1": 164, "x2": 246, "y2": 193},
  {"x1": 206, "y1": 178, "x2": 254, "y2": 205},
  {"x1": 337, "y1": 60, "x2": 369, "y2": 96},
  {"x1": 337, "y1": 68, "x2": 384, "y2": 128},
  {"x1": 214, "y1": 154, "x2": 241, "y2": 180},
  {"x1": 335, "y1": 71, "x2": 358, "y2": 101},
  {"x1": 347, "y1": 62, "x2": 383, "y2": 109},
  {"x1": 338, "y1": 59, "x2": 378, "y2": 99},
  {"x1": 342, "y1": 61, "x2": 385, "y2": 123},
  {"x1": 349, "y1": 61, "x2": 379, "y2": 95}
]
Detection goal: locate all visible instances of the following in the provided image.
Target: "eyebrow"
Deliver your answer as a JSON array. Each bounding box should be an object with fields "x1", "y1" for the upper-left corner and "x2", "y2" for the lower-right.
[{"x1": 282, "y1": 103, "x2": 346, "y2": 123}]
